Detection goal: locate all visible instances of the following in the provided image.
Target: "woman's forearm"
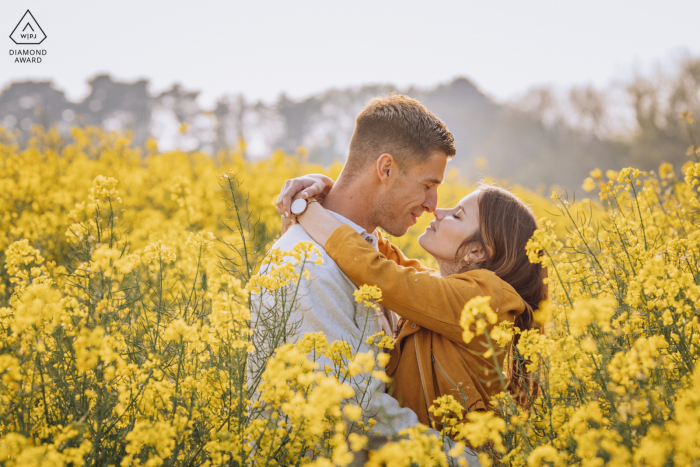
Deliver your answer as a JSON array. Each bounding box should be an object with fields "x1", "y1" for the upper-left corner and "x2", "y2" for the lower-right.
[{"x1": 297, "y1": 202, "x2": 342, "y2": 248}]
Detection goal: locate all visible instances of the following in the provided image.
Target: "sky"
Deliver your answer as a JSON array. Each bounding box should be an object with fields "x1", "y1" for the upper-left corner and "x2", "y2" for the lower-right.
[{"x1": 2, "y1": 0, "x2": 699, "y2": 108}]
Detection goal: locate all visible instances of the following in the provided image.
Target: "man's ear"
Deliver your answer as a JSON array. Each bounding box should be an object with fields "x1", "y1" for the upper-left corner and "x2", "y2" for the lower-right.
[{"x1": 376, "y1": 153, "x2": 397, "y2": 185}]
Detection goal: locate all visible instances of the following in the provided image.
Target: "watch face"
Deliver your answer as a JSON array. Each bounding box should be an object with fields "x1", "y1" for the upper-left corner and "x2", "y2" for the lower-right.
[{"x1": 291, "y1": 198, "x2": 307, "y2": 215}]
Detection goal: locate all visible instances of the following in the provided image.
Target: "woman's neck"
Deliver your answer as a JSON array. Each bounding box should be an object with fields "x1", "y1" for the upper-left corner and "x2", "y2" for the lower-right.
[{"x1": 436, "y1": 259, "x2": 460, "y2": 277}]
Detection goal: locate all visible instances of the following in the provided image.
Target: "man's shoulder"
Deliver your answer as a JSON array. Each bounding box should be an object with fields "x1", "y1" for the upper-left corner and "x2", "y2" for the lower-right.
[
  {"x1": 269, "y1": 225, "x2": 337, "y2": 272},
  {"x1": 272, "y1": 224, "x2": 317, "y2": 251},
  {"x1": 272, "y1": 225, "x2": 329, "y2": 260},
  {"x1": 263, "y1": 226, "x2": 358, "y2": 305}
]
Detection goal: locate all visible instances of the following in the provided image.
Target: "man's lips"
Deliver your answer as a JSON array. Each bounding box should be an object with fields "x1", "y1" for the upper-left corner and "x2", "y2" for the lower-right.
[{"x1": 411, "y1": 210, "x2": 424, "y2": 225}]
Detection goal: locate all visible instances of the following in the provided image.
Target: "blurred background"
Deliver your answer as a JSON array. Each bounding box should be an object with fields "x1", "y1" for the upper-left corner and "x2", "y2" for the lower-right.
[{"x1": 2, "y1": 0, "x2": 700, "y2": 189}]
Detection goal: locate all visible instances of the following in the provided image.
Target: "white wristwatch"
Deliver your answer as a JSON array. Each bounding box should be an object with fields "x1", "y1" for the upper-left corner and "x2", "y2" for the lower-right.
[{"x1": 290, "y1": 197, "x2": 319, "y2": 223}]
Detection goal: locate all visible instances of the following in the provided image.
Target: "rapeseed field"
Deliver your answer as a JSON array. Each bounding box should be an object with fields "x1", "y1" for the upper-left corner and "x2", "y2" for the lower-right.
[{"x1": 1, "y1": 123, "x2": 699, "y2": 466}]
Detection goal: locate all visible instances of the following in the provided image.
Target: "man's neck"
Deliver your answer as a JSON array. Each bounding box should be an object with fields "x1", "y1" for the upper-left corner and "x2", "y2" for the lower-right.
[{"x1": 321, "y1": 183, "x2": 377, "y2": 233}]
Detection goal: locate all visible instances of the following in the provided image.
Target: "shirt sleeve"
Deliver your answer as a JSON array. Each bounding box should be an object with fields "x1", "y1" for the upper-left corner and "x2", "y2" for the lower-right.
[
  {"x1": 253, "y1": 229, "x2": 423, "y2": 444},
  {"x1": 302, "y1": 259, "x2": 425, "y2": 443}
]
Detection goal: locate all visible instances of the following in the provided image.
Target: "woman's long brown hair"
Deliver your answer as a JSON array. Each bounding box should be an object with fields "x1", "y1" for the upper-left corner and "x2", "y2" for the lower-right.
[{"x1": 455, "y1": 183, "x2": 548, "y2": 405}]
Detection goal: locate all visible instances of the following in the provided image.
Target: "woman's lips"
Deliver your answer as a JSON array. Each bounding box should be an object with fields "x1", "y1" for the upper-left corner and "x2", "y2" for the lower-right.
[{"x1": 426, "y1": 221, "x2": 436, "y2": 231}]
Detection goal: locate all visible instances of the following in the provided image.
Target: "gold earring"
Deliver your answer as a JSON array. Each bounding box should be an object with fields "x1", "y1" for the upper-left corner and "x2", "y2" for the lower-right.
[{"x1": 464, "y1": 256, "x2": 471, "y2": 266}]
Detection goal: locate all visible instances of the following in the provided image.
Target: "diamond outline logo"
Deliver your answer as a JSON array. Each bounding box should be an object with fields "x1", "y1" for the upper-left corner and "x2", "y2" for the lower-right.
[{"x1": 10, "y1": 10, "x2": 47, "y2": 45}]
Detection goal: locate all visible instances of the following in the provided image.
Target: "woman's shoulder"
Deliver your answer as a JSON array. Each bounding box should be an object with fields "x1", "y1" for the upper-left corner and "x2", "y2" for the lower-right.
[
  {"x1": 449, "y1": 269, "x2": 527, "y2": 314},
  {"x1": 447, "y1": 267, "x2": 499, "y2": 282}
]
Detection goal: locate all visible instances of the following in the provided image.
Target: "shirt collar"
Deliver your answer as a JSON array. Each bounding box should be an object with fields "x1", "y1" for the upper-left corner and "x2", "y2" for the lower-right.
[{"x1": 327, "y1": 210, "x2": 378, "y2": 250}]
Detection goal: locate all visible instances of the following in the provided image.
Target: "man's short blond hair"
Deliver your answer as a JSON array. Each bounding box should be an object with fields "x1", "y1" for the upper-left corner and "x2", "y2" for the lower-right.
[{"x1": 344, "y1": 93, "x2": 456, "y2": 178}]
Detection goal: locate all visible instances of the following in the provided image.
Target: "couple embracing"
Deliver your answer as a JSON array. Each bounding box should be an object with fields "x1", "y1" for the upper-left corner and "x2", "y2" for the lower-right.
[{"x1": 259, "y1": 94, "x2": 547, "y2": 464}]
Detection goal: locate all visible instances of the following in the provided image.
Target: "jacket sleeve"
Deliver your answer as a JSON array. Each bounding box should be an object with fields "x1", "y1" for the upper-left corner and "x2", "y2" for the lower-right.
[
  {"x1": 326, "y1": 225, "x2": 525, "y2": 344},
  {"x1": 376, "y1": 233, "x2": 436, "y2": 273}
]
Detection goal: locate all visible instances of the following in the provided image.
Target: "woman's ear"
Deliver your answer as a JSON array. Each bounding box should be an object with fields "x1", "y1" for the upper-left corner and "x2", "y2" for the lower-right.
[
  {"x1": 376, "y1": 153, "x2": 396, "y2": 184},
  {"x1": 468, "y1": 244, "x2": 490, "y2": 263}
]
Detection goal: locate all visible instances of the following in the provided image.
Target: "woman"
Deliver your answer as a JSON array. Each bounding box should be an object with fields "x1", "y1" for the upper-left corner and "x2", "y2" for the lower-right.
[{"x1": 276, "y1": 175, "x2": 547, "y2": 425}]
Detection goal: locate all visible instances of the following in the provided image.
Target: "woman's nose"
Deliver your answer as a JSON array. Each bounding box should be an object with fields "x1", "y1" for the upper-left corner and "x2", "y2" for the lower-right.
[{"x1": 433, "y1": 209, "x2": 446, "y2": 220}]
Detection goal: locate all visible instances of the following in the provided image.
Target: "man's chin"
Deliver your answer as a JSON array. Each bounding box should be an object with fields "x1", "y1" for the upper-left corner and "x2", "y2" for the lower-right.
[{"x1": 382, "y1": 225, "x2": 411, "y2": 237}]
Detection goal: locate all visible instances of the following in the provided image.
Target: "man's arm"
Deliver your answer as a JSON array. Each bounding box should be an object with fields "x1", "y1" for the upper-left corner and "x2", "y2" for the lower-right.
[
  {"x1": 293, "y1": 255, "x2": 423, "y2": 441},
  {"x1": 260, "y1": 232, "x2": 422, "y2": 444},
  {"x1": 254, "y1": 231, "x2": 463, "y2": 460}
]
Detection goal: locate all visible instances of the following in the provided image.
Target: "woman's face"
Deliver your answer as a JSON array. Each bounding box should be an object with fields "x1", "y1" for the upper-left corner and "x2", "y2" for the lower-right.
[{"x1": 418, "y1": 190, "x2": 481, "y2": 265}]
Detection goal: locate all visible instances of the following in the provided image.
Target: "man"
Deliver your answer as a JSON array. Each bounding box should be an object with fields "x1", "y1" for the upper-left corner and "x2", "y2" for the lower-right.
[{"x1": 255, "y1": 93, "x2": 457, "y2": 464}]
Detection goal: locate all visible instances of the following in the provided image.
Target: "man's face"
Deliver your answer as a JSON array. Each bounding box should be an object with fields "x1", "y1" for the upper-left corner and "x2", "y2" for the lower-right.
[{"x1": 372, "y1": 150, "x2": 448, "y2": 237}]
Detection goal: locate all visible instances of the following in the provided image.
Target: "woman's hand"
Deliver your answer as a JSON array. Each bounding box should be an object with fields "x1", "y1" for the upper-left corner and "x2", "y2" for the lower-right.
[
  {"x1": 276, "y1": 174, "x2": 334, "y2": 219},
  {"x1": 280, "y1": 191, "x2": 307, "y2": 235}
]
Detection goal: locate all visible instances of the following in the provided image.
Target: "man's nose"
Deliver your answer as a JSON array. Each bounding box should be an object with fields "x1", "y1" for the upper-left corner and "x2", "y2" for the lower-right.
[{"x1": 422, "y1": 191, "x2": 438, "y2": 213}]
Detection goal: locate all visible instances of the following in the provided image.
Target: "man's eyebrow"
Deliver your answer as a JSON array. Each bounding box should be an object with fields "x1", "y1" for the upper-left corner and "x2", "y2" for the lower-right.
[{"x1": 424, "y1": 178, "x2": 442, "y2": 185}]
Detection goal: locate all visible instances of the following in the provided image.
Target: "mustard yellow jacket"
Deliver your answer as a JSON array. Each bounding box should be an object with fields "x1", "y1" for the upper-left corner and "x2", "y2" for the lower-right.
[{"x1": 325, "y1": 224, "x2": 528, "y2": 425}]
